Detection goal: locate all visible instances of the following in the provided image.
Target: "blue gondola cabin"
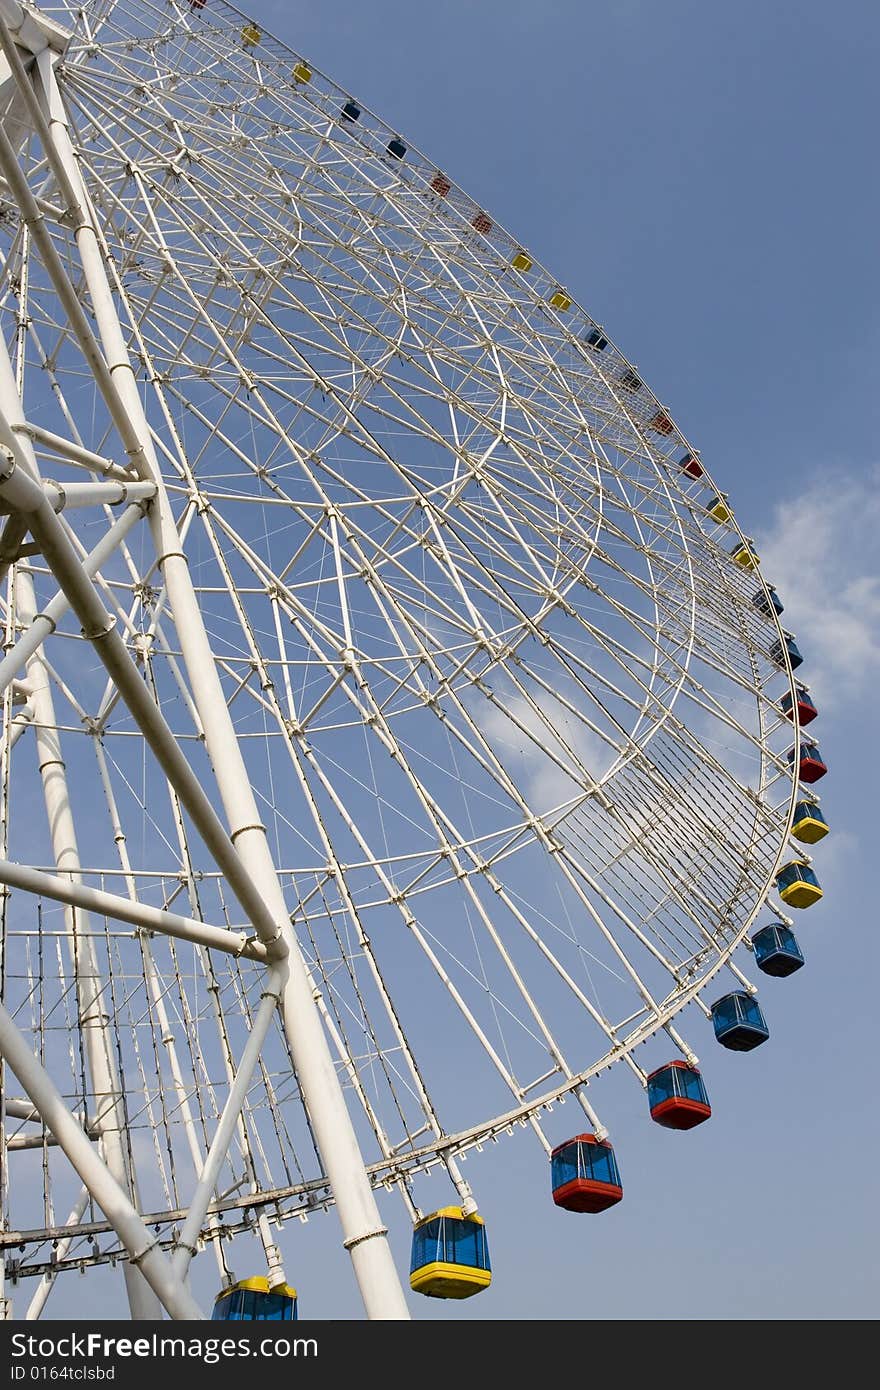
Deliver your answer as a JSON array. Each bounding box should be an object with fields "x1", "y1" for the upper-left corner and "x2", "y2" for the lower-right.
[
  {"x1": 710, "y1": 991, "x2": 769, "y2": 1051},
  {"x1": 752, "y1": 585, "x2": 784, "y2": 618},
  {"x1": 769, "y1": 634, "x2": 803, "y2": 670},
  {"x1": 776, "y1": 860, "x2": 823, "y2": 908},
  {"x1": 787, "y1": 742, "x2": 827, "y2": 784},
  {"x1": 409, "y1": 1207, "x2": 491, "y2": 1299},
  {"x1": 212, "y1": 1277, "x2": 297, "y2": 1320},
  {"x1": 792, "y1": 799, "x2": 829, "y2": 843},
  {"x1": 752, "y1": 922, "x2": 805, "y2": 977},
  {"x1": 781, "y1": 687, "x2": 817, "y2": 726},
  {"x1": 647, "y1": 1062, "x2": 711, "y2": 1130},
  {"x1": 551, "y1": 1134, "x2": 623, "y2": 1212}
]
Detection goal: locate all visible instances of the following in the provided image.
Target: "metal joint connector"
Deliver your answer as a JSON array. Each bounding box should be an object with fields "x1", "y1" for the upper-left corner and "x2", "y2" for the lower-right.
[{"x1": 342, "y1": 1225, "x2": 388, "y2": 1252}]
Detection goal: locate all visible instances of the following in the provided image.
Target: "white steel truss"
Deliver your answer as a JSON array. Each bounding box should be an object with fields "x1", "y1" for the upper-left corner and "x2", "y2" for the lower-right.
[{"x1": 0, "y1": 0, "x2": 811, "y2": 1321}]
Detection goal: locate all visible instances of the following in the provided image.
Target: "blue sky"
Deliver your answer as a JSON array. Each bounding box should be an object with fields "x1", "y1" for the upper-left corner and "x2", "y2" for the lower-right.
[
  {"x1": 230, "y1": 0, "x2": 877, "y2": 1321},
  {"x1": 30, "y1": 0, "x2": 877, "y2": 1322}
]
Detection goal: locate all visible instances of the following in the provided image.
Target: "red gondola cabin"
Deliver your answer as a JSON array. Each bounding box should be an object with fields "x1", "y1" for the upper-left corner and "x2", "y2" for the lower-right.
[
  {"x1": 551, "y1": 1134, "x2": 623, "y2": 1213},
  {"x1": 679, "y1": 452, "x2": 703, "y2": 478},
  {"x1": 781, "y1": 688, "x2": 818, "y2": 726},
  {"x1": 787, "y1": 743, "x2": 827, "y2": 784},
  {"x1": 647, "y1": 1061, "x2": 711, "y2": 1130}
]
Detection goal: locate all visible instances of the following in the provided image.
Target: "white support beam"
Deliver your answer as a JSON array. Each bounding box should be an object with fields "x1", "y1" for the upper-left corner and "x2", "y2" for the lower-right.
[
  {"x1": 15, "y1": 421, "x2": 135, "y2": 480},
  {"x1": 0, "y1": 402, "x2": 288, "y2": 958},
  {"x1": 0, "y1": 998, "x2": 204, "y2": 1320},
  {"x1": 42, "y1": 479, "x2": 157, "y2": 512},
  {"x1": 0, "y1": 328, "x2": 164, "y2": 1318},
  {"x1": 171, "y1": 968, "x2": 286, "y2": 1280},
  {"x1": 25, "y1": 1187, "x2": 89, "y2": 1321},
  {"x1": 0, "y1": 857, "x2": 270, "y2": 960},
  {"x1": 0, "y1": 2, "x2": 68, "y2": 57},
  {"x1": 0, "y1": 499, "x2": 150, "y2": 696}
]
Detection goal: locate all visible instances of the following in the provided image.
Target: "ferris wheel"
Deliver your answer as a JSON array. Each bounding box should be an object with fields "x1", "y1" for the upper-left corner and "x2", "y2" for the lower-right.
[{"x1": 0, "y1": 0, "x2": 829, "y2": 1323}]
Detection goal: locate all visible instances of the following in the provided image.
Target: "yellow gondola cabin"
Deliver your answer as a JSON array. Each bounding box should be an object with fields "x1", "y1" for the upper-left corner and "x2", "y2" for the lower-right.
[
  {"x1": 791, "y1": 800, "x2": 829, "y2": 844},
  {"x1": 212, "y1": 1276, "x2": 297, "y2": 1320},
  {"x1": 409, "y1": 1206, "x2": 491, "y2": 1299},
  {"x1": 776, "y1": 860, "x2": 823, "y2": 909}
]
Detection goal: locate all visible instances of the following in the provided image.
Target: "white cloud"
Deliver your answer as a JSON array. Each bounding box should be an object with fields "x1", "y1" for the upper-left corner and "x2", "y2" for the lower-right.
[
  {"x1": 471, "y1": 681, "x2": 612, "y2": 816},
  {"x1": 755, "y1": 464, "x2": 880, "y2": 707}
]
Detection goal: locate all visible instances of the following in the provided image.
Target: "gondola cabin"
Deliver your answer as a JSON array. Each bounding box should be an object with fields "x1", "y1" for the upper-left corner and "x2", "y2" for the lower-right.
[
  {"x1": 769, "y1": 633, "x2": 803, "y2": 670},
  {"x1": 650, "y1": 411, "x2": 674, "y2": 436},
  {"x1": 706, "y1": 495, "x2": 731, "y2": 523},
  {"x1": 752, "y1": 584, "x2": 784, "y2": 618},
  {"x1": 211, "y1": 1277, "x2": 297, "y2": 1320},
  {"x1": 710, "y1": 991, "x2": 769, "y2": 1051},
  {"x1": 792, "y1": 799, "x2": 829, "y2": 843},
  {"x1": 751, "y1": 923, "x2": 805, "y2": 977},
  {"x1": 409, "y1": 1207, "x2": 491, "y2": 1299},
  {"x1": 551, "y1": 1134, "x2": 623, "y2": 1212},
  {"x1": 679, "y1": 451, "x2": 703, "y2": 478},
  {"x1": 776, "y1": 860, "x2": 823, "y2": 908},
  {"x1": 647, "y1": 1062, "x2": 711, "y2": 1130},
  {"x1": 730, "y1": 540, "x2": 759, "y2": 570},
  {"x1": 781, "y1": 687, "x2": 818, "y2": 725},
  {"x1": 549, "y1": 289, "x2": 573, "y2": 311},
  {"x1": 787, "y1": 742, "x2": 827, "y2": 784},
  {"x1": 585, "y1": 327, "x2": 608, "y2": 350}
]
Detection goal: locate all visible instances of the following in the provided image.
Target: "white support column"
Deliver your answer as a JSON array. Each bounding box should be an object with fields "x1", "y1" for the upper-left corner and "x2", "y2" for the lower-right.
[
  {"x1": 16, "y1": 47, "x2": 409, "y2": 1319},
  {"x1": 13, "y1": 584, "x2": 164, "y2": 1320},
  {"x1": 0, "y1": 356, "x2": 163, "y2": 1318},
  {"x1": 0, "y1": 999, "x2": 204, "y2": 1320},
  {"x1": 93, "y1": 735, "x2": 231, "y2": 1290}
]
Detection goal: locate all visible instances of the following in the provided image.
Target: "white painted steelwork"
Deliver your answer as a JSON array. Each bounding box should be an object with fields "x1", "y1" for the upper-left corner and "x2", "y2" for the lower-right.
[{"x1": 0, "y1": 0, "x2": 811, "y2": 1322}]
